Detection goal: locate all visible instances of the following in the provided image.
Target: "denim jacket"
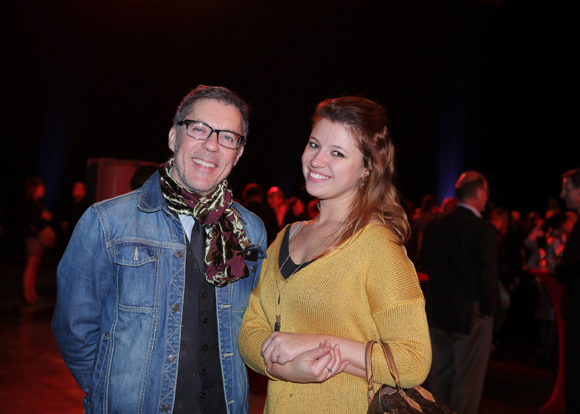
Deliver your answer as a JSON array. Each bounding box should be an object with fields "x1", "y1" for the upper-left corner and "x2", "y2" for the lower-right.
[{"x1": 52, "y1": 172, "x2": 267, "y2": 414}]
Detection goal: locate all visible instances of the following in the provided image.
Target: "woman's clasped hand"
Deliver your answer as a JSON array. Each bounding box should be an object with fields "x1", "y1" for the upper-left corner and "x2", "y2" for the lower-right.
[{"x1": 260, "y1": 334, "x2": 350, "y2": 382}]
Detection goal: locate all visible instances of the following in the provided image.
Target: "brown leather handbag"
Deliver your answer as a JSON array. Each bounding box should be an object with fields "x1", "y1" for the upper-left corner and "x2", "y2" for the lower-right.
[{"x1": 365, "y1": 340, "x2": 457, "y2": 413}]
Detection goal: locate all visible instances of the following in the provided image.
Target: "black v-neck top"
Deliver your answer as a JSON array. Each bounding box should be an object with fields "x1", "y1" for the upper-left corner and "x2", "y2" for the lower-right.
[{"x1": 278, "y1": 224, "x2": 319, "y2": 279}]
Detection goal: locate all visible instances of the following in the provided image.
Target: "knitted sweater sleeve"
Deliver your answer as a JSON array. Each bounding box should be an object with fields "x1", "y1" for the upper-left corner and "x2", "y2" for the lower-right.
[
  {"x1": 364, "y1": 227, "x2": 432, "y2": 388},
  {"x1": 239, "y1": 247, "x2": 277, "y2": 379}
]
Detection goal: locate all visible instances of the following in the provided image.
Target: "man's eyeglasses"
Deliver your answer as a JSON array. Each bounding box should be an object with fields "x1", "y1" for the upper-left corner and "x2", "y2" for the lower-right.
[{"x1": 177, "y1": 119, "x2": 246, "y2": 149}]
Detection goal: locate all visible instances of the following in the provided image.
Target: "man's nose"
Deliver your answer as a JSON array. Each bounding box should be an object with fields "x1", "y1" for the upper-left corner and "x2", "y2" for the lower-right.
[{"x1": 202, "y1": 131, "x2": 220, "y2": 152}]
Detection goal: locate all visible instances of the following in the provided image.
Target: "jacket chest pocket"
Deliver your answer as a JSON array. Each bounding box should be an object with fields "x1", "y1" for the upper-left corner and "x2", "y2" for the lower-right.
[{"x1": 114, "y1": 244, "x2": 159, "y2": 309}]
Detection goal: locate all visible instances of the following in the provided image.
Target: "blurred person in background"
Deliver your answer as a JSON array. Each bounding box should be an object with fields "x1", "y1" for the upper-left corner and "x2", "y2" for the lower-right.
[
  {"x1": 242, "y1": 182, "x2": 278, "y2": 245},
  {"x1": 440, "y1": 197, "x2": 458, "y2": 214},
  {"x1": 523, "y1": 212, "x2": 545, "y2": 271},
  {"x1": 283, "y1": 196, "x2": 306, "y2": 226},
  {"x1": 267, "y1": 186, "x2": 287, "y2": 231},
  {"x1": 60, "y1": 181, "x2": 90, "y2": 245},
  {"x1": 421, "y1": 171, "x2": 500, "y2": 414},
  {"x1": 130, "y1": 164, "x2": 158, "y2": 190},
  {"x1": 306, "y1": 198, "x2": 319, "y2": 220},
  {"x1": 22, "y1": 177, "x2": 54, "y2": 305},
  {"x1": 549, "y1": 168, "x2": 580, "y2": 413},
  {"x1": 412, "y1": 193, "x2": 438, "y2": 256}
]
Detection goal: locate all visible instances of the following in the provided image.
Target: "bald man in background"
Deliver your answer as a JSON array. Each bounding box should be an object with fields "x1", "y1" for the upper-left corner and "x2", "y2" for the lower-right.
[{"x1": 420, "y1": 171, "x2": 501, "y2": 414}]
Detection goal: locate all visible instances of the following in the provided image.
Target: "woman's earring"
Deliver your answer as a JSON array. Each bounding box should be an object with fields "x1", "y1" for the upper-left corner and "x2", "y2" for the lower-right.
[{"x1": 361, "y1": 173, "x2": 369, "y2": 188}]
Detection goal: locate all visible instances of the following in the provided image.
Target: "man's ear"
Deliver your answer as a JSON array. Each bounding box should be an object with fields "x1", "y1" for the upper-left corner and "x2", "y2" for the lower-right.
[
  {"x1": 168, "y1": 126, "x2": 177, "y2": 152},
  {"x1": 233, "y1": 145, "x2": 245, "y2": 166}
]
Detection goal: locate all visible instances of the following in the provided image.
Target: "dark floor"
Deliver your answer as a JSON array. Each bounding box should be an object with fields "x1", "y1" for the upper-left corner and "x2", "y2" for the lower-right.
[{"x1": 0, "y1": 253, "x2": 564, "y2": 413}]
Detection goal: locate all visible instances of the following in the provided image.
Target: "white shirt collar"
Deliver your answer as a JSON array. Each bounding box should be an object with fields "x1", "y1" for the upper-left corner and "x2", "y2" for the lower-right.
[{"x1": 457, "y1": 202, "x2": 482, "y2": 218}]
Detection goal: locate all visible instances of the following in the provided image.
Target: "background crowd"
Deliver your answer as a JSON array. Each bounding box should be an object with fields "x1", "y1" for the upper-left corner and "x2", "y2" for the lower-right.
[
  {"x1": 3, "y1": 171, "x2": 576, "y2": 339},
  {"x1": 410, "y1": 191, "x2": 576, "y2": 375},
  {"x1": 0, "y1": 165, "x2": 577, "y2": 414}
]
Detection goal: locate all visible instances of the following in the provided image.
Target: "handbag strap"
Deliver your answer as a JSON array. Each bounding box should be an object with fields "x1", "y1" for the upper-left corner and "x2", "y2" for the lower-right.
[
  {"x1": 365, "y1": 340, "x2": 423, "y2": 412},
  {"x1": 365, "y1": 341, "x2": 376, "y2": 404},
  {"x1": 365, "y1": 341, "x2": 405, "y2": 394}
]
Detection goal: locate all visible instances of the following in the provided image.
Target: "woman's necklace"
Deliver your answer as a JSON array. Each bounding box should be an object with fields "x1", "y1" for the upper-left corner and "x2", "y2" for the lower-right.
[{"x1": 274, "y1": 219, "x2": 342, "y2": 332}]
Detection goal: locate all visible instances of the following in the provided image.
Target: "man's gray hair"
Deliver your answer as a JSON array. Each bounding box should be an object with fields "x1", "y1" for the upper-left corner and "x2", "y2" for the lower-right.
[{"x1": 174, "y1": 85, "x2": 250, "y2": 138}]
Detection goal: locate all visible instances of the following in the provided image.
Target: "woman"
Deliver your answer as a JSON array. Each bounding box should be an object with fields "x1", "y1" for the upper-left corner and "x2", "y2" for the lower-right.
[
  {"x1": 22, "y1": 177, "x2": 53, "y2": 305},
  {"x1": 239, "y1": 97, "x2": 431, "y2": 413}
]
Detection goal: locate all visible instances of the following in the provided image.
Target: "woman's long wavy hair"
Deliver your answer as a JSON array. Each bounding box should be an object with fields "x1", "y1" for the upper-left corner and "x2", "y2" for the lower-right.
[{"x1": 312, "y1": 96, "x2": 411, "y2": 246}]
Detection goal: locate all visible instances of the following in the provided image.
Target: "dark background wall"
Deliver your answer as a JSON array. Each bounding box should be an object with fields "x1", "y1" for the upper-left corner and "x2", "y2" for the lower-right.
[{"x1": 0, "y1": 0, "x2": 572, "y2": 252}]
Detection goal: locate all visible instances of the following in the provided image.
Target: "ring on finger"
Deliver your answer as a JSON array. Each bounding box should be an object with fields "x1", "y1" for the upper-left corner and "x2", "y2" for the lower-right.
[
  {"x1": 271, "y1": 351, "x2": 279, "y2": 359},
  {"x1": 326, "y1": 367, "x2": 333, "y2": 373}
]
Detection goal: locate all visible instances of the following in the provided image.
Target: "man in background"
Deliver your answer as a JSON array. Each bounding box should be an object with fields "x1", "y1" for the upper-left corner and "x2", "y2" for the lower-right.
[
  {"x1": 267, "y1": 186, "x2": 287, "y2": 231},
  {"x1": 551, "y1": 167, "x2": 580, "y2": 413},
  {"x1": 60, "y1": 181, "x2": 89, "y2": 235},
  {"x1": 420, "y1": 171, "x2": 501, "y2": 414},
  {"x1": 242, "y1": 182, "x2": 278, "y2": 245}
]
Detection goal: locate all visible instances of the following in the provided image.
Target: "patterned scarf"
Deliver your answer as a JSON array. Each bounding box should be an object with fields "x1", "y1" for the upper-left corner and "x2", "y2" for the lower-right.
[{"x1": 158, "y1": 157, "x2": 249, "y2": 287}]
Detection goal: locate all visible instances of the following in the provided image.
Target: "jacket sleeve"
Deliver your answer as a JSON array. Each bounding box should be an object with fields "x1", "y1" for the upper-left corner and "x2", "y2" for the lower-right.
[
  {"x1": 365, "y1": 231, "x2": 432, "y2": 389},
  {"x1": 51, "y1": 206, "x2": 114, "y2": 392}
]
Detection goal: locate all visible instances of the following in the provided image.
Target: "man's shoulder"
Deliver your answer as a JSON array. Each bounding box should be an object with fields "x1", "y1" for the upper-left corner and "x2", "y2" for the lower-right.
[
  {"x1": 449, "y1": 207, "x2": 495, "y2": 236},
  {"x1": 428, "y1": 207, "x2": 490, "y2": 233},
  {"x1": 93, "y1": 189, "x2": 142, "y2": 211},
  {"x1": 445, "y1": 206, "x2": 480, "y2": 222},
  {"x1": 93, "y1": 173, "x2": 164, "y2": 215}
]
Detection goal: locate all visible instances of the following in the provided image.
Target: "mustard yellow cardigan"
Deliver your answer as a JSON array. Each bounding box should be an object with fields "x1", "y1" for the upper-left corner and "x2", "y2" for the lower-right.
[{"x1": 239, "y1": 223, "x2": 431, "y2": 414}]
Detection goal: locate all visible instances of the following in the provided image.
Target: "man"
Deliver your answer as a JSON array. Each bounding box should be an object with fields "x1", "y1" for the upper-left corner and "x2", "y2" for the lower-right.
[
  {"x1": 412, "y1": 193, "x2": 438, "y2": 256},
  {"x1": 52, "y1": 85, "x2": 267, "y2": 414},
  {"x1": 552, "y1": 168, "x2": 580, "y2": 413},
  {"x1": 266, "y1": 186, "x2": 287, "y2": 230},
  {"x1": 241, "y1": 182, "x2": 278, "y2": 245},
  {"x1": 420, "y1": 171, "x2": 501, "y2": 414},
  {"x1": 60, "y1": 181, "x2": 90, "y2": 236}
]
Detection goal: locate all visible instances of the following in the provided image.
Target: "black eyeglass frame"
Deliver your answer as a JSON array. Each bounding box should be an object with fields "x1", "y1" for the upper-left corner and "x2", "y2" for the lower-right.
[{"x1": 177, "y1": 119, "x2": 246, "y2": 149}]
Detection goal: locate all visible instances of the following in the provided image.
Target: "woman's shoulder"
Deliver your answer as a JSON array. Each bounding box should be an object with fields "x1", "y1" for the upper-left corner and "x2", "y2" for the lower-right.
[{"x1": 358, "y1": 221, "x2": 401, "y2": 244}]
